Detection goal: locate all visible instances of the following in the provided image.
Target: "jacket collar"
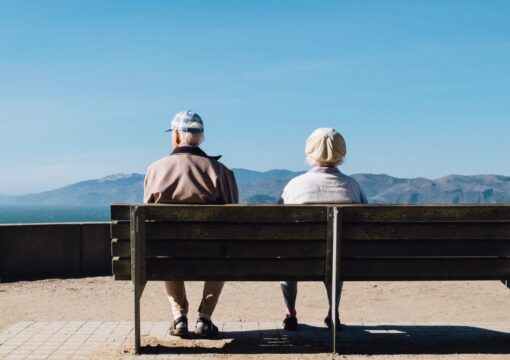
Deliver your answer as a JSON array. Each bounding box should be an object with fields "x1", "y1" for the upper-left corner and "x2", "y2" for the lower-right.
[
  {"x1": 171, "y1": 146, "x2": 222, "y2": 161},
  {"x1": 308, "y1": 166, "x2": 340, "y2": 174}
]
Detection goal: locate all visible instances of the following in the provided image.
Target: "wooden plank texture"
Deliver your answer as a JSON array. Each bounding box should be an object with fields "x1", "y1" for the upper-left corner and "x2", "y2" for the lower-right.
[
  {"x1": 342, "y1": 222, "x2": 510, "y2": 240},
  {"x1": 339, "y1": 258, "x2": 510, "y2": 281},
  {"x1": 112, "y1": 257, "x2": 510, "y2": 281},
  {"x1": 112, "y1": 239, "x2": 326, "y2": 258},
  {"x1": 112, "y1": 238, "x2": 510, "y2": 258},
  {"x1": 342, "y1": 239, "x2": 510, "y2": 257},
  {"x1": 339, "y1": 205, "x2": 510, "y2": 222},
  {"x1": 112, "y1": 222, "x2": 327, "y2": 240},
  {"x1": 112, "y1": 204, "x2": 510, "y2": 222},
  {"x1": 113, "y1": 258, "x2": 325, "y2": 281},
  {"x1": 111, "y1": 204, "x2": 328, "y2": 222}
]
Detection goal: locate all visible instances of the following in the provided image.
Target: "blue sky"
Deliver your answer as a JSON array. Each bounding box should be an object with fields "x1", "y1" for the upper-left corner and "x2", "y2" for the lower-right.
[{"x1": 0, "y1": 1, "x2": 509, "y2": 195}]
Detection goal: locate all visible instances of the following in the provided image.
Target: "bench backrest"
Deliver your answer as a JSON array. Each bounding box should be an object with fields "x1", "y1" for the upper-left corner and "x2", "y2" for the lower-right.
[
  {"x1": 111, "y1": 204, "x2": 329, "y2": 281},
  {"x1": 111, "y1": 204, "x2": 510, "y2": 282},
  {"x1": 339, "y1": 205, "x2": 510, "y2": 281}
]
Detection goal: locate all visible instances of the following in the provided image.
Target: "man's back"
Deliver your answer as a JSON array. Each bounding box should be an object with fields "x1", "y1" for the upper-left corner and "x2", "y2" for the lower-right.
[{"x1": 144, "y1": 146, "x2": 238, "y2": 205}]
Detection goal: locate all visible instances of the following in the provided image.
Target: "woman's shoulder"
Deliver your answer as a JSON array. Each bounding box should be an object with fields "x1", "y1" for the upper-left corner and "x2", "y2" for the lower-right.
[
  {"x1": 340, "y1": 172, "x2": 361, "y2": 187},
  {"x1": 285, "y1": 172, "x2": 321, "y2": 188},
  {"x1": 282, "y1": 173, "x2": 320, "y2": 194}
]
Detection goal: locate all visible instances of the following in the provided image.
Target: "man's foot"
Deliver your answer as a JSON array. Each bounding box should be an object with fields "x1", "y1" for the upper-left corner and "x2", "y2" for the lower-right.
[
  {"x1": 282, "y1": 316, "x2": 299, "y2": 331},
  {"x1": 169, "y1": 316, "x2": 188, "y2": 337},
  {"x1": 195, "y1": 317, "x2": 219, "y2": 338},
  {"x1": 324, "y1": 315, "x2": 342, "y2": 330}
]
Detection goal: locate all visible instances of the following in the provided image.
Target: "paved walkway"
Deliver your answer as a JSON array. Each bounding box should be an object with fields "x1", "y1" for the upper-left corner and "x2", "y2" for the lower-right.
[{"x1": 1, "y1": 321, "x2": 510, "y2": 359}]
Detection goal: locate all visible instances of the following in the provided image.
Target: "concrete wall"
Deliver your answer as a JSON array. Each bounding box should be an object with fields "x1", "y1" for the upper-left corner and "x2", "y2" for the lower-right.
[{"x1": 0, "y1": 223, "x2": 111, "y2": 281}]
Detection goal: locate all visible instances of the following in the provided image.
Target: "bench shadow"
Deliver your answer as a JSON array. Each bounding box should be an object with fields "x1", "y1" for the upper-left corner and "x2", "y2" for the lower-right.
[
  {"x1": 339, "y1": 325, "x2": 510, "y2": 355},
  {"x1": 138, "y1": 324, "x2": 510, "y2": 355}
]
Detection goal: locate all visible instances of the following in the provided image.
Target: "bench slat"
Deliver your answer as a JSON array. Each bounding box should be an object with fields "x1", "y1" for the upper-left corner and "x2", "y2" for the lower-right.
[
  {"x1": 112, "y1": 239, "x2": 325, "y2": 258},
  {"x1": 340, "y1": 258, "x2": 510, "y2": 281},
  {"x1": 111, "y1": 238, "x2": 510, "y2": 258},
  {"x1": 112, "y1": 257, "x2": 510, "y2": 281},
  {"x1": 342, "y1": 222, "x2": 510, "y2": 240},
  {"x1": 341, "y1": 205, "x2": 510, "y2": 222},
  {"x1": 111, "y1": 222, "x2": 327, "y2": 240},
  {"x1": 343, "y1": 239, "x2": 510, "y2": 257},
  {"x1": 112, "y1": 258, "x2": 325, "y2": 281},
  {"x1": 111, "y1": 221, "x2": 510, "y2": 241},
  {"x1": 111, "y1": 204, "x2": 327, "y2": 222},
  {"x1": 111, "y1": 204, "x2": 510, "y2": 222}
]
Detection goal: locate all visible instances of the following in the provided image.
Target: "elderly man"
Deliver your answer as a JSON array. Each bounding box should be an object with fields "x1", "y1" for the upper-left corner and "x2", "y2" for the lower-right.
[
  {"x1": 144, "y1": 110, "x2": 238, "y2": 338},
  {"x1": 279, "y1": 128, "x2": 367, "y2": 331}
]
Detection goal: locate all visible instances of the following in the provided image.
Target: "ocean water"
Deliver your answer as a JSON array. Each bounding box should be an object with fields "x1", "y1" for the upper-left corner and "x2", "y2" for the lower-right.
[{"x1": 0, "y1": 206, "x2": 110, "y2": 224}]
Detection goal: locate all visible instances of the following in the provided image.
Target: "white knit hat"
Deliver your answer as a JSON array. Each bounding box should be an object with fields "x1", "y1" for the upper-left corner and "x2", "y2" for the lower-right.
[{"x1": 305, "y1": 128, "x2": 346, "y2": 165}]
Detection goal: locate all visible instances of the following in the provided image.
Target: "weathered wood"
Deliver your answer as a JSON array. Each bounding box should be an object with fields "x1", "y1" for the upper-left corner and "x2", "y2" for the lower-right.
[
  {"x1": 130, "y1": 206, "x2": 147, "y2": 355},
  {"x1": 130, "y1": 207, "x2": 147, "y2": 286},
  {"x1": 338, "y1": 258, "x2": 510, "y2": 281},
  {"x1": 113, "y1": 257, "x2": 510, "y2": 281},
  {"x1": 330, "y1": 207, "x2": 341, "y2": 353},
  {"x1": 114, "y1": 273, "x2": 131, "y2": 281},
  {"x1": 342, "y1": 222, "x2": 510, "y2": 240},
  {"x1": 113, "y1": 237, "x2": 510, "y2": 258},
  {"x1": 112, "y1": 238, "x2": 326, "y2": 258},
  {"x1": 339, "y1": 205, "x2": 510, "y2": 222},
  {"x1": 342, "y1": 239, "x2": 510, "y2": 257},
  {"x1": 111, "y1": 204, "x2": 328, "y2": 222},
  {"x1": 112, "y1": 222, "x2": 327, "y2": 240},
  {"x1": 111, "y1": 222, "x2": 510, "y2": 240},
  {"x1": 325, "y1": 208, "x2": 334, "y2": 286},
  {"x1": 113, "y1": 258, "x2": 325, "y2": 281}
]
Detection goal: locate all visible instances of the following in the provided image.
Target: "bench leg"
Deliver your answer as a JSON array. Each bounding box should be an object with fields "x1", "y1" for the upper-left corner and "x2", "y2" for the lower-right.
[
  {"x1": 330, "y1": 280, "x2": 338, "y2": 353},
  {"x1": 327, "y1": 207, "x2": 341, "y2": 354},
  {"x1": 134, "y1": 284, "x2": 142, "y2": 353},
  {"x1": 134, "y1": 277, "x2": 146, "y2": 354},
  {"x1": 331, "y1": 207, "x2": 339, "y2": 354},
  {"x1": 501, "y1": 280, "x2": 510, "y2": 289},
  {"x1": 131, "y1": 206, "x2": 147, "y2": 354}
]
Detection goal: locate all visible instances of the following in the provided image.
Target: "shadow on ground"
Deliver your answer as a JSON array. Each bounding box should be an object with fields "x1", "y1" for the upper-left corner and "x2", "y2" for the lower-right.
[{"x1": 136, "y1": 324, "x2": 510, "y2": 355}]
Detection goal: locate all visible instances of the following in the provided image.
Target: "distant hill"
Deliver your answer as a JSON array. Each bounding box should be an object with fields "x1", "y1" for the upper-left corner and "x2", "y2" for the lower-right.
[
  {"x1": 0, "y1": 170, "x2": 509, "y2": 206},
  {"x1": 353, "y1": 174, "x2": 510, "y2": 204},
  {"x1": 234, "y1": 168, "x2": 304, "y2": 204},
  {"x1": 10, "y1": 173, "x2": 145, "y2": 206}
]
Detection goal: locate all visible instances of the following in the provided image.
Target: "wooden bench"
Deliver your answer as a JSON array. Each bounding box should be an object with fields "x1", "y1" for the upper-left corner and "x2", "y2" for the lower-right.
[{"x1": 110, "y1": 204, "x2": 510, "y2": 354}]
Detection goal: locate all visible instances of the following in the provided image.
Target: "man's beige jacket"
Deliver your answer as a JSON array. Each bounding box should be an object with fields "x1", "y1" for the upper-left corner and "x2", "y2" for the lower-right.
[{"x1": 143, "y1": 146, "x2": 238, "y2": 204}]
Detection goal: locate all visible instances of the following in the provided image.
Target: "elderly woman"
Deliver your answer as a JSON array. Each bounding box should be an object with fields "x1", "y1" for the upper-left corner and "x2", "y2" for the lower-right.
[{"x1": 279, "y1": 128, "x2": 368, "y2": 331}]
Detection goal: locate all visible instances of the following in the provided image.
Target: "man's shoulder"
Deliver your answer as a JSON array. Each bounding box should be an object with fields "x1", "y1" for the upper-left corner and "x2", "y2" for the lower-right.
[
  {"x1": 214, "y1": 159, "x2": 234, "y2": 174},
  {"x1": 147, "y1": 155, "x2": 171, "y2": 171},
  {"x1": 148, "y1": 155, "x2": 170, "y2": 169}
]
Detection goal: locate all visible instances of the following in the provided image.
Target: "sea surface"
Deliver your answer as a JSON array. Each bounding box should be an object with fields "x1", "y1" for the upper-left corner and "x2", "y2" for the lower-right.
[{"x1": 0, "y1": 206, "x2": 110, "y2": 224}]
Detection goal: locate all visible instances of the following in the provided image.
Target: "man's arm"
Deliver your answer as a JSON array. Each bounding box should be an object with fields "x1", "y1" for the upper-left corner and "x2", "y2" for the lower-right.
[
  {"x1": 143, "y1": 167, "x2": 154, "y2": 203},
  {"x1": 359, "y1": 189, "x2": 368, "y2": 204},
  {"x1": 220, "y1": 168, "x2": 239, "y2": 204}
]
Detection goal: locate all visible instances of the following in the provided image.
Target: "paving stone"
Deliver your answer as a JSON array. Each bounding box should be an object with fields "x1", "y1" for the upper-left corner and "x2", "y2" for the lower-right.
[
  {"x1": 2, "y1": 320, "x2": 510, "y2": 357},
  {"x1": 4, "y1": 355, "x2": 28, "y2": 360}
]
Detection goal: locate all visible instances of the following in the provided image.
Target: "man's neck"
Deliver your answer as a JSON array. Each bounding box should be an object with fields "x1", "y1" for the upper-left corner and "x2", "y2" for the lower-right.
[{"x1": 176, "y1": 143, "x2": 198, "y2": 148}]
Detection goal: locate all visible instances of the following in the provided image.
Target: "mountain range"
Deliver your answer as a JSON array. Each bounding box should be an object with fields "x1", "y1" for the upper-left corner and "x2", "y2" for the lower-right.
[{"x1": 0, "y1": 169, "x2": 509, "y2": 206}]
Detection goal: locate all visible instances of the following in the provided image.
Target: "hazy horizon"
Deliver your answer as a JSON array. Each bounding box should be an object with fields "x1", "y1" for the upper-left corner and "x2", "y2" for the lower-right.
[{"x1": 2, "y1": 169, "x2": 510, "y2": 197}]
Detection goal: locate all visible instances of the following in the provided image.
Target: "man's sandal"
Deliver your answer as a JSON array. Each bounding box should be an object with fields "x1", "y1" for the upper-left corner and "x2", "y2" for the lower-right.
[{"x1": 169, "y1": 316, "x2": 188, "y2": 337}]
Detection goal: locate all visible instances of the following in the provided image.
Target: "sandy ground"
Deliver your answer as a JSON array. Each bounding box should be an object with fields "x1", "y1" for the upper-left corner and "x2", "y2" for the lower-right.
[{"x1": 2, "y1": 278, "x2": 510, "y2": 359}]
